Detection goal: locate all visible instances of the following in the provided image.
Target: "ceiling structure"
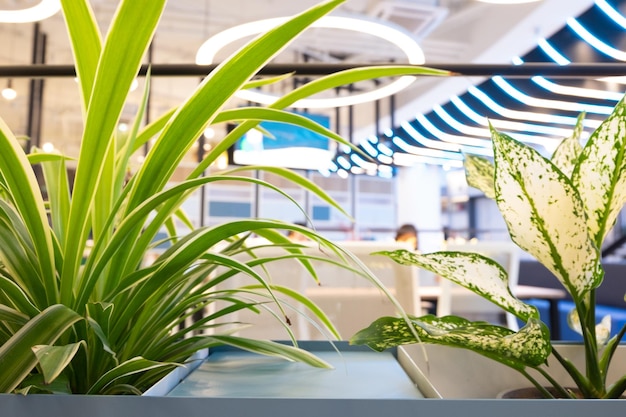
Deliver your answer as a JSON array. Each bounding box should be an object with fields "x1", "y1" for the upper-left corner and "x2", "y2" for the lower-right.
[
  {"x1": 340, "y1": 0, "x2": 626, "y2": 175},
  {"x1": 0, "y1": 0, "x2": 615, "y2": 178}
]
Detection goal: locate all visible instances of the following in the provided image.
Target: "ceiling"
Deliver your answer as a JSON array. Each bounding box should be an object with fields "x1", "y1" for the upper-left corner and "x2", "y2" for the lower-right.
[{"x1": 0, "y1": 0, "x2": 606, "y2": 174}]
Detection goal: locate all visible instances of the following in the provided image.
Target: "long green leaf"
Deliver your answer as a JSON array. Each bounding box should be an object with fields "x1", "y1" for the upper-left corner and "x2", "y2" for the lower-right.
[
  {"x1": 379, "y1": 249, "x2": 538, "y2": 321},
  {"x1": 0, "y1": 118, "x2": 56, "y2": 304},
  {"x1": 86, "y1": 357, "x2": 176, "y2": 394},
  {"x1": 78, "y1": 175, "x2": 310, "y2": 308},
  {"x1": 60, "y1": 0, "x2": 166, "y2": 306},
  {"x1": 37, "y1": 149, "x2": 71, "y2": 249},
  {"x1": 59, "y1": 0, "x2": 101, "y2": 111},
  {"x1": 464, "y1": 153, "x2": 495, "y2": 199},
  {"x1": 572, "y1": 98, "x2": 626, "y2": 246},
  {"x1": 0, "y1": 201, "x2": 48, "y2": 308},
  {"x1": 224, "y1": 165, "x2": 353, "y2": 220},
  {"x1": 491, "y1": 126, "x2": 602, "y2": 300},
  {"x1": 242, "y1": 284, "x2": 342, "y2": 340},
  {"x1": 214, "y1": 107, "x2": 353, "y2": 148},
  {"x1": 350, "y1": 315, "x2": 551, "y2": 370},
  {"x1": 551, "y1": 112, "x2": 584, "y2": 178},
  {"x1": 208, "y1": 335, "x2": 332, "y2": 368},
  {"x1": 0, "y1": 304, "x2": 29, "y2": 325},
  {"x1": 32, "y1": 342, "x2": 84, "y2": 385},
  {"x1": 0, "y1": 305, "x2": 81, "y2": 393},
  {"x1": 201, "y1": 65, "x2": 448, "y2": 175},
  {"x1": 0, "y1": 275, "x2": 40, "y2": 317},
  {"x1": 126, "y1": 0, "x2": 345, "y2": 212}
]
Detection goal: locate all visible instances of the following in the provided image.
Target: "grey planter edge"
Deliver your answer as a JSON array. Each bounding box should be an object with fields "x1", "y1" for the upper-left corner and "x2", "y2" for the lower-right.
[{"x1": 0, "y1": 341, "x2": 623, "y2": 417}]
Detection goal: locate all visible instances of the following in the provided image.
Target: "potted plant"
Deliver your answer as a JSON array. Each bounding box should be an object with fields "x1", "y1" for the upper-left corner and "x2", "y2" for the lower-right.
[
  {"x1": 0, "y1": 0, "x2": 446, "y2": 396},
  {"x1": 351, "y1": 100, "x2": 626, "y2": 399}
]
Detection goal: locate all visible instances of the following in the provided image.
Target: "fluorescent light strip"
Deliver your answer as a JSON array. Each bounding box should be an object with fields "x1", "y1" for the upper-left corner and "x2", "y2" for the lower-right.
[
  {"x1": 596, "y1": 0, "x2": 626, "y2": 30},
  {"x1": 492, "y1": 76, "x2": 614, "y2": 115},
  {"x1": 415, "y1": 113, "x2": 495, "y2": 150},
  {"x1": 337, "y1": 169, "x2": 349, "y2": 179},
  {"x1": 537, "y1": 38, "x2": 571, "y2": 65},
  {"x1": 519, "y1": 41, "x2": 621, "y2": 106},
  {"x1": 377, "y1": 154, "x2": 394, "y2": 164},
  {"x1": 336, "y1": 156, "x2": 351, "y2": 170},
  {"x1": 392, "y1": 136, "x2": 464, "y2": 160},
  {"x1": 377, "y1": 142, "x2": 394, "y2": 156},
  {"x1": 468, "y1": 86, "x2": 588, "y2": 125},
  {"x1": 449, "y1": 95, "x2": 595, "y2": 139},
  {"x1": 359, "y1": 138, "x2": 379, "y2": 157},
  {"x1": 531, "y1": 76, "x2": 623, "y2": 102},
  {"x1": 401, "y1": 121, "x2": 463, "y2": 152},
  {"x1": 567, "y1": 17, "x2": 626, "y2": 61},
  {"x1": 350, "y1": 154, "x2": 379, "y2": 171},
  {"x1": 433, "y1": 103, "x2": 573, "y2": 145}
]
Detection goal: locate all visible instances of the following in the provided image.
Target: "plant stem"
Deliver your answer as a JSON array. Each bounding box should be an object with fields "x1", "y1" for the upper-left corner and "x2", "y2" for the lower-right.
[
  {"x1": 520, "y1": 368, "x2": 556, "y2": 398},
  {"x1": 533, "y1": 366, "x2": 574, "y2": 398}
]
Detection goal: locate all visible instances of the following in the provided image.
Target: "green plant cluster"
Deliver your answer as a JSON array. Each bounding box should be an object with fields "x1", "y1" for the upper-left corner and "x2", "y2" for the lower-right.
[
  {"x1": 0, "y1": 0, "x2": 445, "y2": 394},
  {"x1": 352, "y1": 100, "x2": 626, "y2": 399}
]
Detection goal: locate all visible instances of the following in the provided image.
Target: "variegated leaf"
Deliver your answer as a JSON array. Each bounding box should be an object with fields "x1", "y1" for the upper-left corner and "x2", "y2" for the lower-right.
[
  {"x1": 551, "y1": 112, "x2": 585, "y2": 178},
  {"x1": 350, "y1": 315, "x2": 551, "y2": 369},
  {"x1": 464, "y1": 154, "x2": 496, "y2": 199},
  {"x1": 572, "y1": 99, "x2": 626, "y2": 246},
  {"x1": 566, "y1": 309, "x2": 612, "y2": 346},
  {"x1": 491, "y1": 128, "x2": 602, "y2": 299},
  {"x1": 378, "y1": 249, "x2": 537, "y2": 321}
]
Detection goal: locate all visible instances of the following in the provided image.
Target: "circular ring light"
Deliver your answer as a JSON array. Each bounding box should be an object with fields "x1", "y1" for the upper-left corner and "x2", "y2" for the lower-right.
[
  {"x1": 0, "y1": 0, "x2": 61, "y2": 23},
  {"x1": 196, "y1": 15, "x2": 424, "y2": 108}
]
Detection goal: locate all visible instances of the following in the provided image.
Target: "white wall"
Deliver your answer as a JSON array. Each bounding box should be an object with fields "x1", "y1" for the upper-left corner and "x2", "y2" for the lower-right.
[{"x1": 396, "y1": 163, "x2": 444, "y2": 253}]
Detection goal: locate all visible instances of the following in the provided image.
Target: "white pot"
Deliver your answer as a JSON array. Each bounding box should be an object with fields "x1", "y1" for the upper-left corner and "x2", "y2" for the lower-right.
[{"x1": 397, "y1": 343, "x2": 626, "y2": 398}]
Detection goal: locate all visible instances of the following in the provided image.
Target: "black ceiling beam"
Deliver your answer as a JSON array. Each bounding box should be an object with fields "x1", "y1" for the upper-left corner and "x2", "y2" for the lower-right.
[{"x1": 2, "y1": 63, "x2": 626, "y2": 78}]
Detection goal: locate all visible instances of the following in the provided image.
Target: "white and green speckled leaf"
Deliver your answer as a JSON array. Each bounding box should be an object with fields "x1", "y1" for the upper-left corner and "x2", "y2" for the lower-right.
[
  {"x1": 566, "y1": 309, "x2": 612, "y2": 346},
  {"x1": 378, "y1": 249, "x2": 537, "y2": 322},
  {"x1": 491, "y1": 127, "x2": 602, "y2": 300},
  {"x1": 572, "y1": 99, "x2": 626, "y2": 246},
  {"x1": 464, "y1": 154, "x2": 496, "y2": 199},
  {"x1": 551, "y1": 112, "x2": 584, "y2": 178},
  {"x1": 350, "y1": 315, "x2": 551, "y2": 370}
]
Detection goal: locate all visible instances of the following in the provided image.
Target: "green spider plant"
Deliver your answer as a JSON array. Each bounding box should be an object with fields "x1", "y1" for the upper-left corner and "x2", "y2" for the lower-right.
[
  {"x1": 0, "y1": 0, "x2": 447, "y2": 394},
  {"x1": 352, "y1": 98, "x2": 626, "y2": 399}
]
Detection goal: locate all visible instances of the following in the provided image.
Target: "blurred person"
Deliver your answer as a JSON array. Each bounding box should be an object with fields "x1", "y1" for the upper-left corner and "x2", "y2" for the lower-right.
[
  {"x1": 395, "y1": 223, "x2": 418, "y2": 250},
  {"x1": 287, "y1": 221, "x2": 309, "y2": 242}
]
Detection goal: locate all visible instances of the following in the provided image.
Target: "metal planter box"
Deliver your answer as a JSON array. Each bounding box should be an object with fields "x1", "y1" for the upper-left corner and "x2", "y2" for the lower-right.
[{"x1": 1, "y1": 341, "x2": 623, "y2": 417}]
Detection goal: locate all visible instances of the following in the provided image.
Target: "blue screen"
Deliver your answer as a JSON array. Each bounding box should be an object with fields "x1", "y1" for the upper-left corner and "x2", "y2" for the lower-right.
[{"x1": 232, "y1": 111, "x2": 335, "y2": 171}]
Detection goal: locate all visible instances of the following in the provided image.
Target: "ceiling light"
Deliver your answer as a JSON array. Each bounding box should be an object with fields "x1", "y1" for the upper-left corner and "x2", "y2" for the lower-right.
[
  {"x1": 0, "y1": 0, "x2": 61, "y2": 23},
  {"x1": 2, "y1": 80, "x2": 16, "y2": 100},
  {"x1": 42, "y1": 142, "x2": 55, "y2": 152},
  {"x1": 196, "y1": 15, "x2": 424, "y2": 108}
]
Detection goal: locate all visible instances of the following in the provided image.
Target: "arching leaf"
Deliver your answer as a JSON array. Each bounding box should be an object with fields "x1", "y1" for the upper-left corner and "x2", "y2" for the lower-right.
[{"x1": 491, "y1": 127, "x2": 602, "y2": 300}]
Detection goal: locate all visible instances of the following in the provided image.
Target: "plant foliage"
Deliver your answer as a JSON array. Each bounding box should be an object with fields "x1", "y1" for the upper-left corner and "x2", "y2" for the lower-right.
[
  {"x1": 351, "y1": 98, "x2": 626, "y2": 399},
  {"x1": 0, "y1": 0, "x2": 447, "y2": 394}
]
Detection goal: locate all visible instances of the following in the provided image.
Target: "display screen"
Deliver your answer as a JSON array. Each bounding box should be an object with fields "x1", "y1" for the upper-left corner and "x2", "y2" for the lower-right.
[{"x1": 229, "y1": 111, "x2": 336, "y2": 171}]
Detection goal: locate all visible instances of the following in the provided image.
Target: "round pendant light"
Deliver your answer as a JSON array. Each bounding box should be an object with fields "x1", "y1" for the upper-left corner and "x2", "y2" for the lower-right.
[
  {"x1": 196, "y1": 15, "x2": 425, "y2": 108},
  {"x1": 0, "y1": 0, "x2": 61, "y2": 23}
]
